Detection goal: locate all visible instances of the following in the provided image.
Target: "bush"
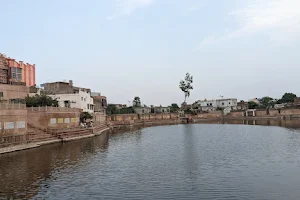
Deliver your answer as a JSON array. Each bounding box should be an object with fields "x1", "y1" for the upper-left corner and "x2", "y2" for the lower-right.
[{"x1": 25, "y1": 94, "x2": 59, "y2": 107}]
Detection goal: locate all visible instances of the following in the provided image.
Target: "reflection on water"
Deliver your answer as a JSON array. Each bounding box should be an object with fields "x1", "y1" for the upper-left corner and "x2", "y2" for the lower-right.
[
  {"x1": 1, "y1": 121, "x2": 300, "y2": 199},
  {"x1": 0, "y1": 132, "x2": 109, "y2": 199},
  {"x1": 197, "y1": 118, "x2": 300, "y2": 129}
]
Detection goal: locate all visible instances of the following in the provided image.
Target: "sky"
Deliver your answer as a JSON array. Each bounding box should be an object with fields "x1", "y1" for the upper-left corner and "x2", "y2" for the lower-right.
[{"x1": 1, "y1": 0, "x2": 300, "y2": 106}]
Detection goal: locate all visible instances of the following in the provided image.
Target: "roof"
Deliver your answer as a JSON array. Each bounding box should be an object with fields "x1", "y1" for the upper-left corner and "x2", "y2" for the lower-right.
[{"x1": 92, "y1": 96, "x2": 106, "y2": 100}]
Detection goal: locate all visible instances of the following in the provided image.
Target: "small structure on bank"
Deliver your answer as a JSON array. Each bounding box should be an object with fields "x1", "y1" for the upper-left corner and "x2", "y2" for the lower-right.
[
  {"x1": 153, "y1": 106, "x2": 170, "y2": 114},
  {"x1": 134, "y1": 107, "x2": 151, "y2": 114}
]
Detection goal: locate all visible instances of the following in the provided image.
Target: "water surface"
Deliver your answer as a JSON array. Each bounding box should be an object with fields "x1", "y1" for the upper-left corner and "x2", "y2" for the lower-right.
[{"x1": 1, "y1": 123, "x2": 300, "y2": 199}]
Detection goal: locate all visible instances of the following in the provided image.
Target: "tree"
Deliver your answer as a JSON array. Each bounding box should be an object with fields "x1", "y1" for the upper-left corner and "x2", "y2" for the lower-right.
[
  {"x1": 248, "y1": 101, "x2": 259, "y2": 109},
  {"x1": 133, "y1": 96, "x2": 141, "y2": 107},
  {"x1": 119, "y1": 106, "x2": 135, "y2": 114},
  {"x1": 106, "y1": 104, "x2": 118, "y2": 115},
  {"x1": 81, "y1": 112, "x2": 93, "y2": 123},
  {"x1": 25, "y1": 94, "x2": 58, "y2": 107},
  {"x1": 277, "y1": 93, "x2": 297, "y2": 104},
  {"x1": 170, "y1": 103, "x2": 179, "y2": 113},
  {"x1": 261, "y1": 97, "x2": 273, "y2": 108},
  {"x1": 179, "y1": 73, "x2": 193, "y2": 103}
]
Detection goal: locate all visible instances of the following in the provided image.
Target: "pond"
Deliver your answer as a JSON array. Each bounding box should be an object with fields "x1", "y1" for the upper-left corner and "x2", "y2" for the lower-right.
[{"x1": 1, "y1": 121, "x2": 300, "y2": 199}]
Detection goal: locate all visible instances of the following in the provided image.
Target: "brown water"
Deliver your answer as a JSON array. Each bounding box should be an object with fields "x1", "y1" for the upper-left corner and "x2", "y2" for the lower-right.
[{"x1": 1, "y1": 120, "x2": 300, "y2": 199}]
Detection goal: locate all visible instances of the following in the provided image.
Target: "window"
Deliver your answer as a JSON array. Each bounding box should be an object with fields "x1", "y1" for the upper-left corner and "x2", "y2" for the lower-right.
[
  {"x1": 81, "y1": 97, "x2": 83, "y2": 101},
  {"x1": 229, "y1": 102, "x2": 231, "y2": 105},
  {"x1": 84, "y1": 98, "x2": 86, "y2": 101},
  {"x1": 210, "y1": 103, "x2": 212, "y2": 106},
  {"x1": 222, "y1": 103, "x2": 224, "y2": 106},
  {"x1": 207, "y1": 103, "x2": 209, "y2": 106},
  {"x1": 10, "y1": 67, "x2": 22, "y2": 80},
  {"x1": 87, "y1": 104, "x2": 90, "y2": 109}
]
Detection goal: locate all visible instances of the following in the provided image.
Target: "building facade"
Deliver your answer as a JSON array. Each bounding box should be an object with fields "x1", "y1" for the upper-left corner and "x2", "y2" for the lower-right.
[
  {"x1": 134, "y1": 107, "x2": 151, "y2": 114},
  {"x1": 196, "y1": 99, "x2": 217, "y2": 111},
  {"x1": 48, "y1": 90, "x2": 94, "y2": 113},
  {"x1": 92, "y1": 95, "x2": 107, "y2": 113},
  {"x1": 216, "y1": 99, "x2": 237, "y2": 108},
  {"x1": 153, "y1": 106, "x2": 170, "y2": 113},
  {"x1": 0, "y1": 54, "x2": 8, "y2": 84},
  {"x1": 237, "y1": 101, "x2": 249, "y2": 110},
  {"x1": 195, "y1": 98, "x2": 238, "y2": 111},
  {"x1": 6, "y1": 57, "x2": 36, "y2": 86},
  {"x1": 0, "y1": 84, "x2": 29, "y2": 103},
  {"x1": 42, "y1": 81, "x2": 94, "y2": 113}
]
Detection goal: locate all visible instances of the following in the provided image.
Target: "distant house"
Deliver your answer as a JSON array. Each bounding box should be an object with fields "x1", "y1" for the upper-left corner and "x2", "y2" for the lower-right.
[
  {"x1": 250, "y1": 98, "x2": 261, "y2": 105},
  {"x1": 92, "y1": 95, "x2": 107, "y2": 114},
  {"x1": 110, "y1": 104, "x2": 127, "y2": 110},
  {"x1": 153, "y1": 106, "x2": 170, "y2": 114},
  {"x1": 237, "y1": 101, "x2": 248, "y2": 110},
  {"x1": 134, "y1": 107, "x2": 151, "y2": 114},
  {"x1": 195, "y1": 98, "x2": 237, "y2": 112},
  {"x1": 294, "y1": 98, "x2": 300, "y2": 107}
]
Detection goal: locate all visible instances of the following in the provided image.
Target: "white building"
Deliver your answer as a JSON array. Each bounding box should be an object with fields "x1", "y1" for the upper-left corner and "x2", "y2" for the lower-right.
[
  {"x1": 153, "y1": 106, "x2": 170, "y2": 113},
  {"x1": 216, "y1": 98, "x2": 237, "y2": 108},
  {"x1": 196, "y1": 100, "x2": 217, "y2": 111},
  {"x1": 195, "y1": 98, "x2": 237, "y2": 112},
  {"x1": 49, "y1": 90, "x2": 94, "y2": 113}
]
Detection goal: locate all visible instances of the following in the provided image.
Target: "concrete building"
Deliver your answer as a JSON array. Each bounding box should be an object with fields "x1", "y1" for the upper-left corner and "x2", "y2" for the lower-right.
[
  {"x1": 196, "y1": 99, "x2": 218, "y2": 112},
  {"x1": 110, "y1": 104, "x2": 127, "y2": 110},
  {"x1": 0, "y1": 84, "x2": 29, "y2": 103},
  {"x1": 153, "y1": 106, "x2": 170, "y2": 113},
  {"x1": 42, "y1": 81, "x2": 94, "y2": 113},
  {"x1": 48, "y1": 91, "x2": 94, "y2": 113},
  {"x1": 237, "y1": 101, "x2": 248, "y2": 110},
  {"x1": 0, "y1": 54, "x2": 8, "y2": 84},
  {"x1": 134, "y1": 107, "x2": 151, "y2": 114},
  {"x1": 92, "y1": 95, "x2": 107, "y2": 113},
  {"x1": 6, "y1": 57, "x2": 36, "y2": 86},
  {"x1": 216, "y1": 98, "x2": 237, "y2": 108},
  {"x1": 195, "y1": 98, "x2": 238, "y2": 112}
]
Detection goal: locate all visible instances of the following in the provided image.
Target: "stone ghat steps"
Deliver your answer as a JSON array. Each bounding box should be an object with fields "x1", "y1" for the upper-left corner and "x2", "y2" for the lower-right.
[
  {"x1": 57, "y1": 129, "x2": 92, "y2": 140},
  {"x1": 93, "y1": 124, "x2": 109, "y2": 133},
  {"x1": 28, "y1": 128, "x2": 58, "y2": 143}
]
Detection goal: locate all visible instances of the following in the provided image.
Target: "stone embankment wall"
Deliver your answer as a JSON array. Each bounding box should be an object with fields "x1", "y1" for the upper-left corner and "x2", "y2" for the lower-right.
[
  {"x1": 108, "y1": 111, "x2": 223, "y2": 126},
  {"x1": 108, "y1": 108, "x2": 300, "y2": 126},
  {"x1": 27, "y1": 107, "x2": 81, "y2": 131},
  {"x1": 93, "y1": 112, "x2": 106, "y2": 125},
  {"x1": 0, "y1": 104, "x2": 27, "y2": 147},
  {"x1": 225, "y1": 108, "x2": 300, "y2": 119}
]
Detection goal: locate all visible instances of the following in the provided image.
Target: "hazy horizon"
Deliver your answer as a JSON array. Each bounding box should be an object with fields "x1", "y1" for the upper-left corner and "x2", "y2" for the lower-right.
[{"x1": 1, "y1": 0, "x2": 300, "y2": 106}]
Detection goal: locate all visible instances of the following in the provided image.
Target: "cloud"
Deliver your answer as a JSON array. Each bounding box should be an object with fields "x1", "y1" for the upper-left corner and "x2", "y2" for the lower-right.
[
  {"x1": 107, "y1": 0, "x2": 154, "y2": 20},
  {"x1": 200, "y1": 0, "x2": 300, "y2": 47}
]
